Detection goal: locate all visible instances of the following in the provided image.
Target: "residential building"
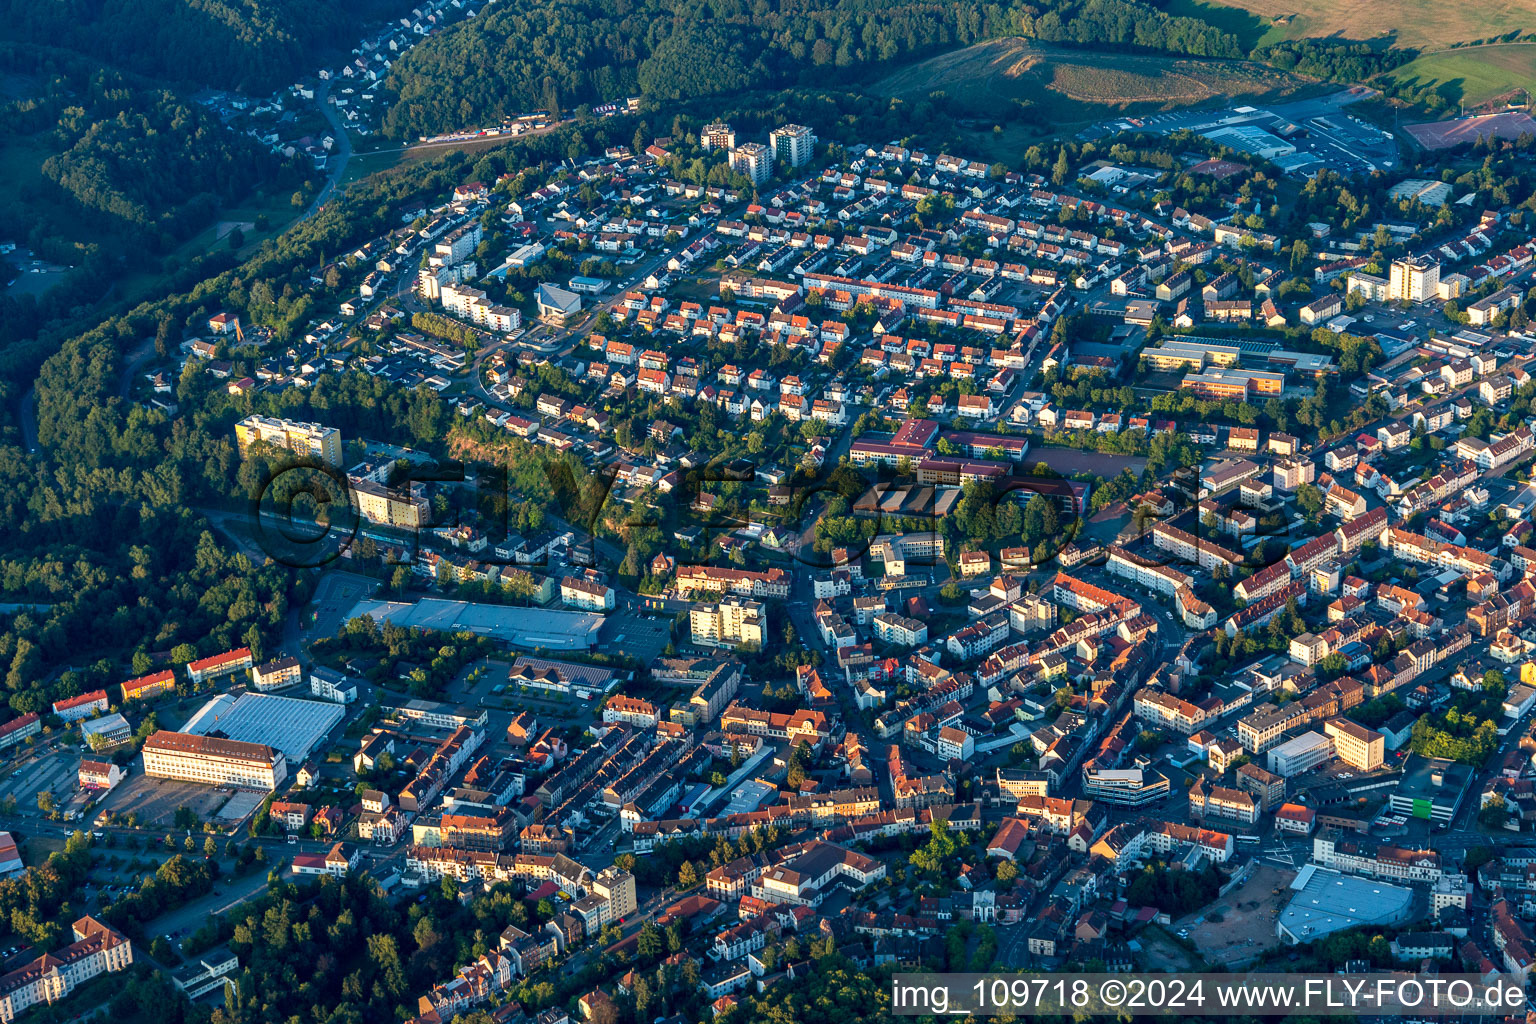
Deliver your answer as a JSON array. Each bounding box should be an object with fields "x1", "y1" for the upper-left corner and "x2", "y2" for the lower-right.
[
  {"x1": 769, "y1": 124, "x2": 817, "y2": 168},
  {"x1": 120, "y1": 670, "x2": 176, "y2": 703},
  {"x1": 0, "y1": 713, "x2": 40, "y2": 752},
  {"x1": 52, "y1": 691, "x2": 108, "y2": 722},
  {"x1": 1323, "y1": 718, "x2": 1384, "y2": 770},
  {"x1": 562, "y1": 576, "x2": 615, "y2": 612},
  {"x1": 234, "y1": 415, "x2": 343, "y2": 467},
  {"x1": 702, "y1": 123, "x2": 737, "y2": 151},
  {"x1": 251, "y1": 656, "x2": 303, "y2": 692},
  {"x1": 690, "y1": 597, "x2": 767, "y2": 649},
  {"x1": 1389, "y1": 257, "x2": 1440, "y2": 303},
  {"x1": 0, "y1": 918, "x2": 133, "y2": 1021},
  {"x1": 185, "y1": 647, "x2": 253, "y2": 684},
  {"x1": 730, "y1": 143, "x2": 772, "y2": 186}
]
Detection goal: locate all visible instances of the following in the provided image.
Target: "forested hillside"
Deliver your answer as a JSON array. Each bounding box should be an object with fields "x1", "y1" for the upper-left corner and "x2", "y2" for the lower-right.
[
  {"x1": 382, "y1": 0, "x2": 1242, "y2": 137},
  {"x1": 40, "y1": 89, "x2": 286, "y2": 239},
  {"x1": 0, "y1": 0, "x2": 396, "y2": 92},
  {"x1": 0, "y1": 49, "x2": 295, "y2": 260}
]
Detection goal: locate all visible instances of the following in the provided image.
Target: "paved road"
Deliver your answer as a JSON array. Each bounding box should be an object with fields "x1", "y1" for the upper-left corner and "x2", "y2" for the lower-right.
[
  {"x1": 116, "y1": 337, "x2": 158, "y2": 400},
  {"x1": 17, "y1": 386, "x2": 36, "y2": 452},
  {"x1": 303, "y1": 80, "x2": 355, "y2": 222}
]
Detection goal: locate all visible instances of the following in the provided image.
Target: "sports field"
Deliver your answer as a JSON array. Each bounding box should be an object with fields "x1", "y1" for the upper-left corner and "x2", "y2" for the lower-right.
[
  {"x1": 1385, "y1": 44, "x2": 1536, "y2": 109},
  {"x1": 870, "y1": 39, "x2": 1316, "y2": 123}
]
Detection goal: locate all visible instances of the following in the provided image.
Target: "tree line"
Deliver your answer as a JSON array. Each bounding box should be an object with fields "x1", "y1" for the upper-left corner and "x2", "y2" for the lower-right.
[{"x1": 380, "y1": 0, "x2": 1244, "y2": 138}]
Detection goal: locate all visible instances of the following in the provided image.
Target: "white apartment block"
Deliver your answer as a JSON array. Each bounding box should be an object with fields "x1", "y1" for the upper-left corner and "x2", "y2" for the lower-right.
[
  {"x1": 730, "y1": 143, "x2": 772, "y2": 187},
  {"x1": 561, "y1": 576, "x2": 615, "y2": 611},
  {"x1": 691, "y1": 597, "x2": 767, "y2": 649},
  {"x1": 872, "y1": 612, "x2": 927, "y2": 648},
  {"x1": 1132, "y1": 689, "x2": 1213, "y2": 736},
  {"x1": 234, "y1": 415, "x2": 343, "y2": 467},
  {"x1": 1389, "y1": 257, "x2": 1440, "y2": 303},
  {"x1": 441, "y1": 282, "x2": 522, "y2": 334}
]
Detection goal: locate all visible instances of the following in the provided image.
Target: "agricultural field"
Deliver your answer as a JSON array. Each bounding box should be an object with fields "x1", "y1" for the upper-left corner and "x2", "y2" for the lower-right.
[
  {"x1": 1159, "y1": 0, "x2": 1536, "y2": 52},
  {"x1": 870, "y1": 39, "x2": 1317, "y2": 125},
  {"x1": 1383, "y1": 44, "x2": 1536, "y2": 109}
]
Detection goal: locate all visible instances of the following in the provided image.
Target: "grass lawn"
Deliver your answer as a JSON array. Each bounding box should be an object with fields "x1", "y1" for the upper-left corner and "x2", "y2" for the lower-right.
[
  {"x1": 1161, "y1": 0, "x2": 1536, "y2": 51},
  {"x1": 1382, "y1": 43, "x2": 1536, "y2": 109},
  {"x1": 869, "y1": 39, "x2": 1319, "y2": 128},
  {"x1": 339, "y1": 145, "x2": 406, "y2": 188}
]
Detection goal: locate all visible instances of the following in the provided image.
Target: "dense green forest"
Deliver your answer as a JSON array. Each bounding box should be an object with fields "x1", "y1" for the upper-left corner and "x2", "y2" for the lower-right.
[
  {"x1": 382, "y1": 0, "x2": 1241, "y2": 137},
  {"x1": 0, "y1": 45, "x2": 305, "y2": 393},
  {"x1": 0, "y1": 0, "x2": 397, "y2": 93},
  {"x1": 41, "y1": 91, "x2": 285, "y2": 236},
  {"x1": 0, "y1": 48, "x2": 296, "y2": 247}
]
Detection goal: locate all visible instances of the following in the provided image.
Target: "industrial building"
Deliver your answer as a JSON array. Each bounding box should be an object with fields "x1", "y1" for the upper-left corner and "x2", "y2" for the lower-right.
[
  {"x1": 180, "y1": 692, "x2": 344, "y2": 764},
  {"x1": 1276, "y1": 864, "x2": 1415, "y2": 944},
  {"x1": 143, "y1": 731, "x2": 288, "y2": 790},
  {"x1": 345, "y1": 597, "x2": 603, "y2": 651}
]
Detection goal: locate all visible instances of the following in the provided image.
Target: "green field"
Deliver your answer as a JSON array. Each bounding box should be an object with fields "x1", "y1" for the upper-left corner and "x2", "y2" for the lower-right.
[
  {"x1": 1383, "y1": 44, "x2": 1536, "y2": 108},
  {"x1": 1157, "y1": 0, "x2": 1536, "y2": 51},
  {"x1": 870, "y1": 39, "x2": 1318, "y2": 124}
]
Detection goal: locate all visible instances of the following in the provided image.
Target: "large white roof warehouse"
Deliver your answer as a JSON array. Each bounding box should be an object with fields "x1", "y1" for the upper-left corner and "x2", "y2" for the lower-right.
[
  {"x1": 1276, "y1": 864, "x2": 1415, "y2": 944},
  {"x1": 181, "y1": 692, "x2": 344, "y2": 763},
  {"x1": 345, "y1": 597, "x2": 603, "y2": 651}
]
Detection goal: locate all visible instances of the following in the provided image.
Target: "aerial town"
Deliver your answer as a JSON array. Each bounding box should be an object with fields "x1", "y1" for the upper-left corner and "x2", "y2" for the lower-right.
[{"x1": 14, "y1": 0, "x2": 1536, "y2": 1019}]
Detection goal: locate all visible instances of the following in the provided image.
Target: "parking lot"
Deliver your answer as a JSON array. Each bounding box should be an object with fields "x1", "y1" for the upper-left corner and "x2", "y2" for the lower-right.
[
  {"x1": 1175, "y1": 863, "x2": 1294, "y2": 968},
  {"x1": 95, "y1": 772, "x2": 232, "y2": 828},
  {"x1": 307, "y1": 569, "x2": 381, "y2": 639},
  {"x1": 599, "y1": 609, "x2": 673, "y2": 664},
  {"x1": 0, "y1": 749, "x2": 77, "y2": 809},
  {"x1": 1084, "y1": 87, "x2": 1399, "y2": 177}
]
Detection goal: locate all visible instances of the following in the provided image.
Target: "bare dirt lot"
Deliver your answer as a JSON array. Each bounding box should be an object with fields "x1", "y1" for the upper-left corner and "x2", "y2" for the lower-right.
[
  {"x1": 1175, "y1": 862, "x2": 1295, "y2": 968},
  {"x1": 1137, "y1": 924, "x2": 1206, "y2": 971}
]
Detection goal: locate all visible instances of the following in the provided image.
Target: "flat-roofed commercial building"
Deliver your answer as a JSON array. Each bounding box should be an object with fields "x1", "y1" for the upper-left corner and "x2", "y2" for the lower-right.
[
  {"x1": 1277, "y1": 864, "x2": 1414, "y2": 944},
  {"x1": 1080, "y1": 767, "x2": 1170, "y2": 806},
  {"x1": 347, "y1": 597, "x2": 603, "y2": 651},
  {"x1": 1390, "y1": 754, "x2": 1472, "y2": 823},
  {"x1": 1266, "y1": 730, "x2": 1334, "y2": 777},
  {"x1": 1181, "y1": 368, "x2": 1285, "y2": 400},
  {"x1": 142, "y1": 731, "x2": 287, "y2": 790}
]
